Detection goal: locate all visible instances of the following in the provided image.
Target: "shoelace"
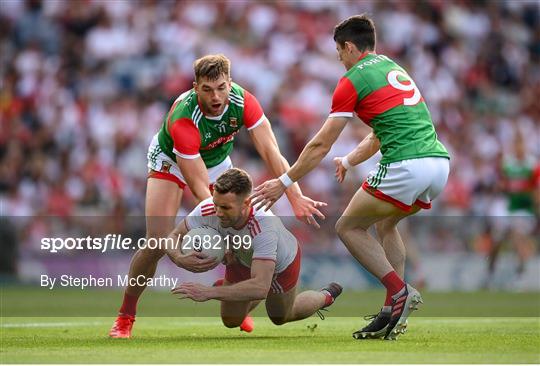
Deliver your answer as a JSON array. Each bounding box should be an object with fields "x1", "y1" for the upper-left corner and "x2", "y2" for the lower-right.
[
  {"x1": 363, "y1": 313, "x2": 378, "y2": 321},
  {"x1": 316, "y1": 308, "x2": 328, "y2": 320}
]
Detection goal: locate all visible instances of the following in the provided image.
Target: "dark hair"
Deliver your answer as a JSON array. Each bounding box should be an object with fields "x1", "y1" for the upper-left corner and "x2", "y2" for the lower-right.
[
  {"x1": 214, "y1": 168, "x2": 252, "y2": 197},
  {"x1": 333, "y1": 14, "x2": 376, "y2": 52},
  {"x1": 193, "y1": 54, "x2": 231, "y2": 82}
]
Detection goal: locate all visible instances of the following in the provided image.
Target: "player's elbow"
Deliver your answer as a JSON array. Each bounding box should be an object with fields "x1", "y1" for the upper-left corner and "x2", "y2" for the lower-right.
[
  {"x1": 252, "y1": 286, "x2": 269, "y2": 301},
  {"x1": 249, "y1": 281, "x2": 270, "y2": 300},
  {"x1": 307, "y1": 139, "x2": 332, "y2": 158}
]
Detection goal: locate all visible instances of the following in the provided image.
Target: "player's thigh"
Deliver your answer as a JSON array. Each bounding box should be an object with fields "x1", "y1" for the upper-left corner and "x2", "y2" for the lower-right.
[
  {"x1": 145, "y1": 176, "x2": 183, "y2": 238},
  {"x1": 338, "y1": 188, "x2": 407, "y2": 232},
  {"x1": 219, "y1": 280, "x2": 252, "y2": 327},
  {"x1": 265, "y1": 286, "x2": 297, "y2": 324}
]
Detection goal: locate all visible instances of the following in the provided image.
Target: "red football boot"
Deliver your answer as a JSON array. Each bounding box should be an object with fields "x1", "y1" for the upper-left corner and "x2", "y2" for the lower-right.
[
  {"x1": 109, "y1": 315, "x2": 135, "y2": 338},
  {"x1": 240, "y1": 315, "x2": 254, "y2": 333}
]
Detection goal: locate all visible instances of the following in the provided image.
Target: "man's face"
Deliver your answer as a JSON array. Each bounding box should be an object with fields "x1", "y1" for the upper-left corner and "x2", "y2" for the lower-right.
[
  {"x1": 213, "y1": 191, "x2": 250, "y2": 228},
  {"x1": 194, "y1": 74, "x2": 231, "y2": 116},
  {"x1": 336, "y1": 42, "x2": 354, "y2": 70}
]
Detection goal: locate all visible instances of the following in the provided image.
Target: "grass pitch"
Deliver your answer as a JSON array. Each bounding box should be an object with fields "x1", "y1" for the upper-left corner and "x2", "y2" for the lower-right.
[{"x1": 1, "y1": 289, "x2": 539, "y2": 363}]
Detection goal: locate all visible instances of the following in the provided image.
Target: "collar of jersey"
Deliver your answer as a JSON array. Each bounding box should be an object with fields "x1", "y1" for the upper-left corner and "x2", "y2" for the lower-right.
[
  {"x1": 232, "y1": 206, "x2": 255, "y2": 231},
  {"x1": 356, "y1": 51, "x2": 376, "y2": 62},
  {"x1": 201, "y1": 103, "x2": 229, "y2": 121}
]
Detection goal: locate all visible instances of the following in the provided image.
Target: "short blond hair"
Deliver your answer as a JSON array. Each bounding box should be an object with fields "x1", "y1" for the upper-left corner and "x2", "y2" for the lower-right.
[{"x1": 193, "y1": 54, "x2": 231, "y2": 82}]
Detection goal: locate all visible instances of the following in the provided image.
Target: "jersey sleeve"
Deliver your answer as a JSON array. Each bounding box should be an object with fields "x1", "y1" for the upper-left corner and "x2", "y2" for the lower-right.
[
  {"x1": 329, "y1": 77, "x2": 358, "y2": 118},
  {"x1": 251, "y1": 224, "x2": 278, "y2": 262},
  {"x1": 534, "y1": 164, "x2": 540, "y2": 188},
  {"x1": 170, "y1": 118, "x2": 201, "y2": 159},
  {"x1": 243, "y1": 90, "x2": 266, "y2": 130},
  {"x1": 185, "y1": 198, "x2": 216, "y2": 230}
]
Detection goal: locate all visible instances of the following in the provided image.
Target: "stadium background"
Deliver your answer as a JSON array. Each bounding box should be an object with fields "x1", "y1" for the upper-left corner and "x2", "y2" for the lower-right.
[{"x1": 1, "y1": 0, "x2": 539, "y2": 301}]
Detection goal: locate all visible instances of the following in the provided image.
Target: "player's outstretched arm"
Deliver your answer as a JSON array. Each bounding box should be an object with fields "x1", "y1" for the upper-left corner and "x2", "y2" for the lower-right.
[
  {"x1": 164, "y1": 220, "x2": 219, "y2": 273},
  {"x1": 249, "y1": 120, "x2": 326, "y2": 227},
  {"x1": 177, "y1": 157, "x2": 212, "y2": 202},
  {"x1": 251, "y1": 116, "x2": 348, "y2": 211},
  {"x1": 334, "y1": 131, "x2": 380, "y2": 183},
  {"x1": 172, "y1": 259, "x2": 275, "y2": 302}
]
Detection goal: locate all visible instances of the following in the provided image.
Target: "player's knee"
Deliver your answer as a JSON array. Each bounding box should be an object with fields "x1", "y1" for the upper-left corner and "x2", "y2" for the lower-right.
[
  {"x1": 221, "y1": 317, "x2": 244, "y2": 328},
  {"x1": 375, "y1": 221, "x2": 397, "y2": 239},
  {"x1": 269, "y1": 316, "x2": 288, "y2": 326},
  {"x1": 335, "y1": 217, "x2": 358, "y2": 238}
]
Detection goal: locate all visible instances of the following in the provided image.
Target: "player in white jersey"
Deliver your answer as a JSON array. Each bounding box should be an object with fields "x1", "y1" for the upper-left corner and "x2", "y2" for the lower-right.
[{"x1": 165, "y1": 168, "x2": 342, "y2": 327}]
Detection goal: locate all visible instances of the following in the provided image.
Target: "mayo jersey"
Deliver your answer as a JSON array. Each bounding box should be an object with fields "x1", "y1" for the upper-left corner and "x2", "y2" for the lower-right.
[
  {"x1": 330, "y1": 53, "x2": 449, "y2": 165},
  {"x1": 185, "y1": 198, "x2": 298, "y2": 273},
  {"x1": 157, "y1": 82, "x2": 266, "y2": 168}
]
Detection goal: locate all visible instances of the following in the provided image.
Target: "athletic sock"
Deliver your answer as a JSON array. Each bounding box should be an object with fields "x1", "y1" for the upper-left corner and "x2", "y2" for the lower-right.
[
  {"x1": 119, "y1": 293, "x2": 139, "y2": 317},
  {"x1": 321, "y1": 289, "x2": 334, "y2": 307},
  {"x1": 381, "y1": 271, "x2": 405, "y2": 303}
]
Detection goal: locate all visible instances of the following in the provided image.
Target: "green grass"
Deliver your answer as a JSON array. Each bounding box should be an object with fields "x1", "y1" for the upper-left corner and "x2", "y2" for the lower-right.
[
  {"x1": 2, "y1": 317, "x2": 539, "y2": 363},
  {"x1": 1, "y1": 289, "x2": 540, "y2": 363},
  {"x1": 2, "y1": 287, "x2": 539, "y2": 317}
]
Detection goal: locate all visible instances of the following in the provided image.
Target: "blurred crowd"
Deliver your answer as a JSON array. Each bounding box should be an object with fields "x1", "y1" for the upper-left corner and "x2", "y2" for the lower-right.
[{"x1": 1, "y1": 0, "x2": 539, "y2": 261}]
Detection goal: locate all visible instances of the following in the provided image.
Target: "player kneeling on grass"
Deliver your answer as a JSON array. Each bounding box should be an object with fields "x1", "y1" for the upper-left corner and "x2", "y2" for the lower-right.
[{"x1": 166, "y1": 168, "x2": 342, "y2": 328}]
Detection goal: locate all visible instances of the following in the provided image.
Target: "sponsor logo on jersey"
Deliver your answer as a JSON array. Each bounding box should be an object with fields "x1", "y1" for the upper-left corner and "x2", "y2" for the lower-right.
[
  {"x1": 201, "y1": 130, "x2": 240, "y2": 150},
  {"x1": 160, "y1": 161, "x2": 171, "y2": 173}
]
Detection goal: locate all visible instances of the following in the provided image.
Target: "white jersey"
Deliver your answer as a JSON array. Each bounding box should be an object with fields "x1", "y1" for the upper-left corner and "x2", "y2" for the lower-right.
[{"x1": 185, "y1": 198, "x2": 298, "y2": 273}]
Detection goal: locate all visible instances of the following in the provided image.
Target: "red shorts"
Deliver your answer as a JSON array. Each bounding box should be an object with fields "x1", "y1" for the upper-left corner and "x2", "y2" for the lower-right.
[
  {"x1": 148, "y1": 170, "x2": 214, "y2": 192},
  {"x1": 225, "y1": 246, "x2": 301, "y2": 294}
]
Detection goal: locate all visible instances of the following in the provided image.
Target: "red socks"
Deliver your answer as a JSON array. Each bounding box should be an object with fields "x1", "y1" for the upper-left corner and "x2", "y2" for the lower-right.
[
  {"x1": 381, "y1": 271, "x2": 405, "y2": 305},
  {"x1": 119, "y1": 293, "x2": 139, "y2": 317}
]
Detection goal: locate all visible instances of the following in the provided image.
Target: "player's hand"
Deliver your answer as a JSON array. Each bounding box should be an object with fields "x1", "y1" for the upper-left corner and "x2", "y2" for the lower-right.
[
  {"x1": 333, "y1": 157, "x2": 348, "y2": 183},
  {"x1": 250, "y1": 178, "x2": 286, "y2": 211},
  {"x1": 173, "y1": 251, "x2": 219, "y2": 273},
  {"x1": 289, "y1": 194, "x2": 327, "y2": 229},
  {"x1": 171, "y1": 282, "x2": 212, "y2": 302}
]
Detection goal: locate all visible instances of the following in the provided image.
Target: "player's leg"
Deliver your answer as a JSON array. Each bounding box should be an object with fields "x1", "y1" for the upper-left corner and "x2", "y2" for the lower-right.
[
  {"x1": 264, "y1": 248, "x2": 342, "y2": 325},
  {"x1": 220, "y1": 278, "x2": 255, "y2": 329},
  {"x1": 335, "y1": 188, "x2": 405, "y2": 279},
  {"x1": 127, "y1": 177, "x2": 183, "y2": 298},
  {"x1": 348, "y1": 158, "x2": 448, "y2": 339},
  {"x1": 220, "y1": 299, "x2": 253, "y2": 328},
  {"x1": 375, "y1": 210, "x2": 419, "y2": 294},
  {"x1": 352, "y1": 209, "x2": 420, "y2": 339},
  {"x1": 265, "y1": 283, "x2": 343, "y2": 325},
  {"x1": 336, "y1": 189, "x2": 421, "y2": 339},
  {"x1": 220, "y1": 265, "x2": 259, "y2": 331},
  {"x1": 110, "y1": 176, "x2": 182, "y2": 338}
]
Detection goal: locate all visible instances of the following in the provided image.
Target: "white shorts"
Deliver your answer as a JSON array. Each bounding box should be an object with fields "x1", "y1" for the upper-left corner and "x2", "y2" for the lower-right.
[
  {"x1": 147, "y1": 133, "x2": 233, "y2": 189},
  {"x1": 362, "y1": 157, "x2": 450, "y2": 212}
]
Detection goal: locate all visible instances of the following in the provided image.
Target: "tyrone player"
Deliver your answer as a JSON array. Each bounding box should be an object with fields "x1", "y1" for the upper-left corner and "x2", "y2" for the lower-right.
[
  {"x1": 251, "y1": 15, "x2": 450, "y2": 340},
  {"x1": 168, "y1": 168, "x2": 342, "y2": 327},
  {"x1": 109, "y1": 55, "x2": 325, "y2": 338}
]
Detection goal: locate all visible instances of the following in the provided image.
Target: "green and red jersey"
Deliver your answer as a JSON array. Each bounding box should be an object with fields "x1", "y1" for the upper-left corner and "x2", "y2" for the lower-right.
[
  {"x1": 330, "y1": 53, "x2": 449, "y2": 164},
  {"x1": 501, "y1": 155, "x2": 536, "y2": 213},
  {"x1": 157, "y1": 82, "x2": 265, "y2": 168}
]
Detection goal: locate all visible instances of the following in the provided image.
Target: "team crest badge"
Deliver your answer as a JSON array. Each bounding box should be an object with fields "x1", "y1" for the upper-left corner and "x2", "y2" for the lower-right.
[
  {"x1": 229, "y1": 117, "x2": 238, "y2": 128},
  {"x1": 160, "y1": 161, "x2": 171, "y2": 173}
]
